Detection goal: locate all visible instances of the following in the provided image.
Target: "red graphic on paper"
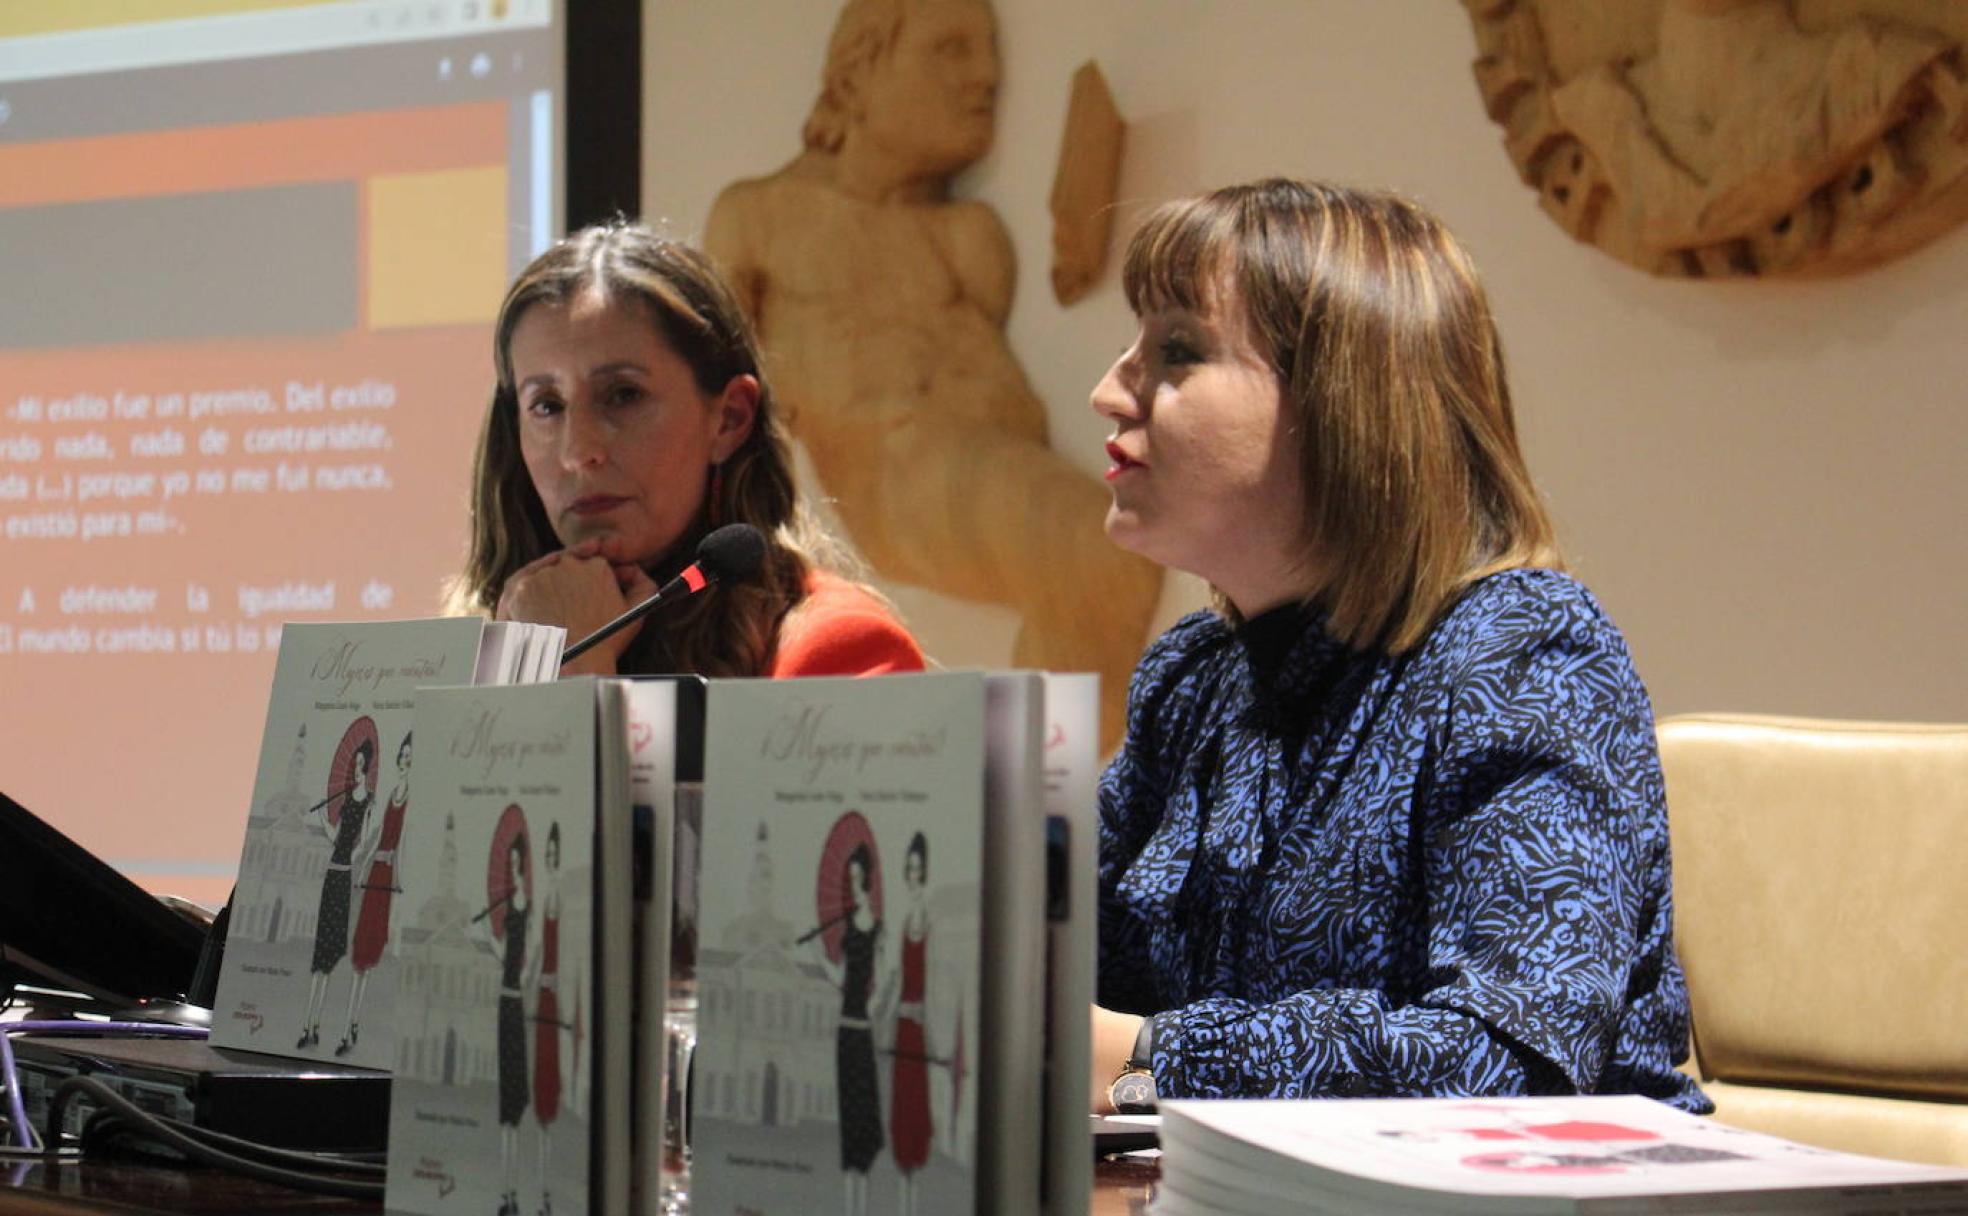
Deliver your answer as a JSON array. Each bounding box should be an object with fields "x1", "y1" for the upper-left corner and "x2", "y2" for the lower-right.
[
  {"x1": 1445, "y1": 1111, "x2": 1661, "y2": 1176},
  {"x1": 1454, "y1": 1119, "x2": 1660, "y2": 1144}
]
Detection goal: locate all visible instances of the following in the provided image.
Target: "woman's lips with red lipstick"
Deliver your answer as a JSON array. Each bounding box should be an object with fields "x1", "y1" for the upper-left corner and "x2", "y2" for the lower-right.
[
  {"x1": 1105, "y1": 441, "x2": 1142, "y2": 481},
  {"x1": 569, "y1": 494, "x2": 628, "y2": 516}
]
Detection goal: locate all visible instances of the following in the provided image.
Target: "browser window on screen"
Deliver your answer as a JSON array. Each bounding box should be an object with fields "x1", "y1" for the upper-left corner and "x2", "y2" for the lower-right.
[{"x1": 0, "y1": 0, "x2": 564, "y2": 906}]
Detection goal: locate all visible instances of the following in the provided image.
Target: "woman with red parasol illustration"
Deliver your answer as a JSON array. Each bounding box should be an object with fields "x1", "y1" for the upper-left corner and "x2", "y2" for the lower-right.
[
  {"x1": 472, "y1": 808, "x2": 534, "y2": 1216},
  {"x1": 337, "y1": 730, "x2": 412, "y2": 1056},
  {"x1": 802, "y1": 818, "x2": 884, "y2": 1216},
  {"x1": 527, "y1": 821, "x2": 565, "y2": 1216},
  {"x1": 883, "y1": 832, "x2": 933, "y2": 1216},
  {"x1": 298, "y1": 720, "x2": 379, "y2": 1050}
]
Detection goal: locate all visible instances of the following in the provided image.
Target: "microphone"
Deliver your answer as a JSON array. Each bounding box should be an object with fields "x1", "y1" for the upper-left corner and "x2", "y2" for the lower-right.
[{"x1": 560, "y1": 523, "x2": 766, "y2": 666}]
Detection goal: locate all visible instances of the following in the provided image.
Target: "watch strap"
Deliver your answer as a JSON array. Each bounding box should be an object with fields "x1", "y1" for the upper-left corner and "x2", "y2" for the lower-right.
[{"x1": 1126, "y1": 1013, "x2": 1157, "y2": 1071}]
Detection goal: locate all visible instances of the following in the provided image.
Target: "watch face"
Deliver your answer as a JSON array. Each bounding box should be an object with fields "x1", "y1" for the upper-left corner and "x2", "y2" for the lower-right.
[{"x1": 1110, "y1": 1070, "x2": 1157, "y2": 1113}]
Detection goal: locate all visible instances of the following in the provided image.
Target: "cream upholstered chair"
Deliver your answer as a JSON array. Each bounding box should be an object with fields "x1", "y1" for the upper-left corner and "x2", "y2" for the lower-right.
[{"x1": 1657, "y1": 714, "x2": 1968, "y2": 1166}]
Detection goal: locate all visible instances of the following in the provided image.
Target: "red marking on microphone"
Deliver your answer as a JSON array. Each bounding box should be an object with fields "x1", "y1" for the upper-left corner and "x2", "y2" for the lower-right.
[{"x1": 682, "y1": 564, "x2": 708, "y2": 593}]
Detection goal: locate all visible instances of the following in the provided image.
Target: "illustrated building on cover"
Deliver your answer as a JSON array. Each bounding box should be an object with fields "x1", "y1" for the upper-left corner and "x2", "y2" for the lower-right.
[
  {"x1": 234, "y1": 722, "x2": 322, "y2": 945},
  {"x1": 695, "y1": 822, "x2": 984, "y2": 1168},
  {"x1": 695, "y1": 823, "x2": 838, "y2": 1131},
  {"x1": 394, "y1": 812, "x2": 498, "y2": 1089}
]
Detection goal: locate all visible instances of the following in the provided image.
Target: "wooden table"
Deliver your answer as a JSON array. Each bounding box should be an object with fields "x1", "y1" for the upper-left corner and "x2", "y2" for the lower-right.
[
  {"x1": 0, "y1": 1157, "x2": 359, "y2": 1215},
  {"x1": 0, "y1": 1156, "x2": 1161, "y2": 1214}
]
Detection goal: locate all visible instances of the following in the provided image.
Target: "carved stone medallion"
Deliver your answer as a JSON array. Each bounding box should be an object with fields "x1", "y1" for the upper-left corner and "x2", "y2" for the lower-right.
[{"x1": 1464, "y1": 0, "x2": 1968, "y2": 276}]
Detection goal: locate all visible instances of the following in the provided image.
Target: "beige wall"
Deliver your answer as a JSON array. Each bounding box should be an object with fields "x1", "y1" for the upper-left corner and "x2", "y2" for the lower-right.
[{"x1": 643, "y1": 0, "x2": 1968, "y2": 723}]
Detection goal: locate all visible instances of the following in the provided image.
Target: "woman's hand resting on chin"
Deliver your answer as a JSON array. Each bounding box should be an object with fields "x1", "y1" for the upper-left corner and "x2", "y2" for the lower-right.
[{"x1": 495, "y1": 539, "x2": 660, "y2": 675}]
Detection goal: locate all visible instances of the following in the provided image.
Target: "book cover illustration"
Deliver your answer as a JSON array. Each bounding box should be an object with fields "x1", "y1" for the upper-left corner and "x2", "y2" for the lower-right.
[
  {"x1": 694, "y1": 675, "x2": 986, "y2": 1216},
  {"x1": 213, "y1": 618, "x2": 493, "y2": 1070},
  {"x1": 384, "y1": 684, "x2": 600, "y2": 1216}
]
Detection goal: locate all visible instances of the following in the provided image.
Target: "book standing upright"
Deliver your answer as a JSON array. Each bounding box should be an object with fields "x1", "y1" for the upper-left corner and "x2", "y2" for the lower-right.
[
  {"x1": 210, "y1": 617, "x2": 560, "y2": 1072},
  {"x1": 690, "y1": 670, "x2": 1094, "y2": 1216},
  {"x1": 381, "y1": 677, "x2": 632, "y2": 1216}
]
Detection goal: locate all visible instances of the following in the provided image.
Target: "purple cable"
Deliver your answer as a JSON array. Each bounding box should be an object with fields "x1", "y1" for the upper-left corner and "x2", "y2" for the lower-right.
[{"x1": 2, "y1": 1021, "x2": 208, "y2": 1150}]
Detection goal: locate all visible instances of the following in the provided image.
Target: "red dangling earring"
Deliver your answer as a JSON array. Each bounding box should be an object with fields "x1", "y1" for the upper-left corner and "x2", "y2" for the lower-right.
[{"x1": 708, "y1": 462, "x2": 725, "y2": 527}]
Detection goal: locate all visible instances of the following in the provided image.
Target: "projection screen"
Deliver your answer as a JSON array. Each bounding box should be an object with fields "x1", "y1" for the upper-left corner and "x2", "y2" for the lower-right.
[{"x1": 0, "y1": 0, "x2": 564, "y2": 905}]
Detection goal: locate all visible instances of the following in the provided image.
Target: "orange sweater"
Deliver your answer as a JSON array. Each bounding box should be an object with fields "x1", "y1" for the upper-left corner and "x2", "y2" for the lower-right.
[{"x1": 767, "y1": 571, "x2": 925, "y2": 678}]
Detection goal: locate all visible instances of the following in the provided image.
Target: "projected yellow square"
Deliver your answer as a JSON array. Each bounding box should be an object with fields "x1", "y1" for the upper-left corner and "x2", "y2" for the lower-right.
[{"x1": 366, "y1": 166, "x2": 507, "y2": 329}]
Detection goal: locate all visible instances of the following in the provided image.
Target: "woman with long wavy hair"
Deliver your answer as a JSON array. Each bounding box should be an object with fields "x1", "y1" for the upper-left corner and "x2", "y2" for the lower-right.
[{"x1": 452, "y1": 222, "x2": 921, "y2": 680}]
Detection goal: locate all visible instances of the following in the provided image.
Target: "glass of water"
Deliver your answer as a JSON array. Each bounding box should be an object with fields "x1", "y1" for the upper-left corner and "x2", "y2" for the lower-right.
[{"x1": 660, "y1": 782, "x2": 702, "y2": 1215}]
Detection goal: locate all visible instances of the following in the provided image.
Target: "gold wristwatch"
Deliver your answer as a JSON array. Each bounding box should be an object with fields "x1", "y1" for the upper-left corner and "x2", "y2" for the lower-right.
[{"x1": 1106, "y1": 1016, "x2": 1158, "y2": 1114}]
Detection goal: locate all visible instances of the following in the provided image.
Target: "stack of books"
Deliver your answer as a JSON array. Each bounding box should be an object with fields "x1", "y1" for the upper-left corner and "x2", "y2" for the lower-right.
[{"x1": 1157, "y1": 1094, "x2": 1968, "y2": 1215}]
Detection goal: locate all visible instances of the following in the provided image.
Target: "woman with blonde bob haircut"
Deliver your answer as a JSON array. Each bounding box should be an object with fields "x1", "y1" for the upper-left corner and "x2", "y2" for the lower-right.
[
  {"x1": 454, "y1": 222, "x2": 922, "y2": 680},
  {"x1": 1091, "y1": 180, "x2": 1707, "y2": 1113}
]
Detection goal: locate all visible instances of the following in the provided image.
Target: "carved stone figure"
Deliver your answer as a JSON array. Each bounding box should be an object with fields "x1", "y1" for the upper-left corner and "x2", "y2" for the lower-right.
[
  {"x1": 1464, "y1": 0, "x2": 1968, "y2": 276},
  {"x1": 707, "y1": 0, "x2": 1161, "y2": 744}
]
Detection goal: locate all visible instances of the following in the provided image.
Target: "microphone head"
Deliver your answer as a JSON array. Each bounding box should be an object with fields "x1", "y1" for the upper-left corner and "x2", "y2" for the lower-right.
[{"x1": 695, "y1": 523, "x2": 766, "y2": 585}]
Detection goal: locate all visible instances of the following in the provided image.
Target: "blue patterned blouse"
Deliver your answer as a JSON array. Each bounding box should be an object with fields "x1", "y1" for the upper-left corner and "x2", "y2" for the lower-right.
[{"x1": 1098, "y1": 568, "x2": 1709, "y2": 1112}]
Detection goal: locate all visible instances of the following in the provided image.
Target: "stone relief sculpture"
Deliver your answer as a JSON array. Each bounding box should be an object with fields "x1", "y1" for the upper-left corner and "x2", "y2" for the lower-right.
[
  {"x1": 1464, "y1": 0, "x2": 1968, "y2": 276},
  {"x1": 1049, "y1": 60, "x2": 1126, "y2": 306},
  {"x1": 706, "y1": 0, "x2": 1161, "y2": 746}
]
